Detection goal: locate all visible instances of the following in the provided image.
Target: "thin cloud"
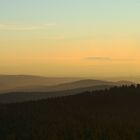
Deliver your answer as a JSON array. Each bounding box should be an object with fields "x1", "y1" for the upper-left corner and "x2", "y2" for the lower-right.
[
  {"x1": 46, "y1": 36, "x2": 65, "y2": 40},
  {"x1": 44, "y1": 23, "x2": 57, "y2": 26},
  {"x1": 86, "y1": 57, "x2": 139, "y2": 62},
  {"x1": 0, "y1": 23, "x2": 56, "y2": 31},
  {"x1": 86, "y1": 57, "x2": 111, "y2": 61}
]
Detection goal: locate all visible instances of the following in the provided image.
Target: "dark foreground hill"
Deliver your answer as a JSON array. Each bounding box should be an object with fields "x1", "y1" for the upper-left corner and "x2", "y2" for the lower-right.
[{"x1": 1, "y1": 85, "x2": 140, "y2": 140}]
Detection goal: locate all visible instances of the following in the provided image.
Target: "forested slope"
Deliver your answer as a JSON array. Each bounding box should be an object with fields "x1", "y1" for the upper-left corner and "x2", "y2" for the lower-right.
[{"x1": 0, "y1": 85, "x2": 140, "y2": 140}]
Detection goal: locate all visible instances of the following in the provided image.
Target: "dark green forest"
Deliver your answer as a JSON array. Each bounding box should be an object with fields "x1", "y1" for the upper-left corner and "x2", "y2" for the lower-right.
[{"x1": 1, "y1": 85, "x2": 140, "y2": 140}]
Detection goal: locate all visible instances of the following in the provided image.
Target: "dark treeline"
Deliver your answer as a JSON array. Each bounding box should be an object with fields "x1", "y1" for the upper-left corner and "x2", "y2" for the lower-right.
[{"x1": 1, "y1": 85, "x2": 140, "y2": 140}]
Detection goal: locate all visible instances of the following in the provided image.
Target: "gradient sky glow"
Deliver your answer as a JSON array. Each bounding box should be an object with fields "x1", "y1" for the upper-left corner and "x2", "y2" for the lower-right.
[{"x1": 0, "y1": 0, "x2": 140, "y2": 78}]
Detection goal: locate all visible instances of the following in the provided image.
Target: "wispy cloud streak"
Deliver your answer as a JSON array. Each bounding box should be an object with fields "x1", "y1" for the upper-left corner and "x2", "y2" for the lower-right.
[
  {"x1": 86, "y1": 57, "x2": 111, "y2": 61},
  {"x1": 0, "y1": 23, "x2": 56, "y2": 31}
]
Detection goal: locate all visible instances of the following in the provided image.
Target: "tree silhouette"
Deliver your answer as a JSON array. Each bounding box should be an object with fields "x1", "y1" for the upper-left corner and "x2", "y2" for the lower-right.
[{"x1": 0, "y1": 85, "x2": 140, "y2": 140}]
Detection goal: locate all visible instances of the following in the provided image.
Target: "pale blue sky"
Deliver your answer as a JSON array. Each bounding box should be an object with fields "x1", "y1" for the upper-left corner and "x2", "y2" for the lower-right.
[
  {"x1": 0, "y1": 0, "x2": 140, "y2": 25},
  {"x1": 0, "y1": 0, "x2": 140, "y2": 40}
]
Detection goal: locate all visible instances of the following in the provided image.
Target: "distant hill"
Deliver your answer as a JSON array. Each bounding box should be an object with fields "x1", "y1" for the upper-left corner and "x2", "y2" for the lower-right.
[
  {"x1": 0, "y1": 75, "x2": 134, "y2": 93},
  {"x1": 0, "y1": 75, "x2": 134, "y2": 103},
  {"x1": 9, "y1": 79, "x2": 115, "y2": 92},
  {"x1": 0, "y1": 75, "x2": 82, "y2": 93}
]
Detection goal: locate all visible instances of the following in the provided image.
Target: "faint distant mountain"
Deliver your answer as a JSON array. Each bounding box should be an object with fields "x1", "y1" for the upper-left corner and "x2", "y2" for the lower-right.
[
  {"x1": 0, "y1": 81, "x2": 135, "y2": 103},
  {"x1": 106, "y1": 76, "x2": 140, "y2": 83},
  {"x1": 0, "y1": 75, "x2": 82, "y2": 93},
  {"x1": 11, "y1": 79, "x2": 115, "y2": 92},
  {"x1": 0, "y1": 75, "x2": 135, "y2": 103},
  {"x1": 0, "y1": 75, "x2": 134, "y2": 93},
  {"x1": 116, "y1": 80, "x2": 135, "y2": 85}
]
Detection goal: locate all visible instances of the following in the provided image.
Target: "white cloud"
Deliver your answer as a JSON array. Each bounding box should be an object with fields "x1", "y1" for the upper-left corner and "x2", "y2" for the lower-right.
[{"x1": 0, "y1": 23, "x2": 56, "y2": 31}]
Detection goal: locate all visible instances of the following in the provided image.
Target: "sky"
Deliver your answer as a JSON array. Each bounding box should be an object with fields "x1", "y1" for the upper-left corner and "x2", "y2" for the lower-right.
[{"x1": 0, "y1": 0, "x2": 140, "y2": 79}]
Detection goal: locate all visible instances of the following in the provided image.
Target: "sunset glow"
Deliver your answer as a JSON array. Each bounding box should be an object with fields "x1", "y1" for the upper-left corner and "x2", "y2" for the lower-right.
[{"x1": 0, "y1": 0, "x2": 140, "y2": 78}]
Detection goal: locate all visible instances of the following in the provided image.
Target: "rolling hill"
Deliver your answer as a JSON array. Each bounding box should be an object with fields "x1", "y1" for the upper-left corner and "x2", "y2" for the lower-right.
[
  {"x1": 0, "y1": 75, "x2": 82, "y2": 93},
  {"x1": 0, "y1": 75, "x2": 134, "y2": 103}
]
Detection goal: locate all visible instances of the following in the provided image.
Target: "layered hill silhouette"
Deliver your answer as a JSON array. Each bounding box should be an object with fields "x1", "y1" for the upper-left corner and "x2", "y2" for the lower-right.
[
  {"x1": 0, "y1": 75, "x2": 134, "y2": 103},
  {"x1": 0, "y1": 75, "x2": 133, "y2": 93},
  {"x1": 0, "y1": 75, "x2": 82, "y2": 93}
]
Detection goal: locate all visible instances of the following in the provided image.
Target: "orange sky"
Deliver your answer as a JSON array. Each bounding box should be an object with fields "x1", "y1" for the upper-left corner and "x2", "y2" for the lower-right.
[{"x1": 0, "y1": 37, "x2": 140, "y2": 78}]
